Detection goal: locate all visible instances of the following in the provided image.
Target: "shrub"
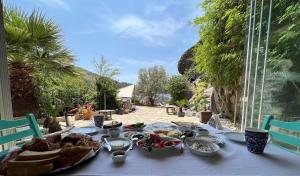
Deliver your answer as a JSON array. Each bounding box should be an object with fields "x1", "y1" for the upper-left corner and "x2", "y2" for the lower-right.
[
  {"x1": 95, "y1": 76, "x2": 118, "y2": 110},
  {"x1": 166, "y1": 75, "x2": 190, "y2": 104}
]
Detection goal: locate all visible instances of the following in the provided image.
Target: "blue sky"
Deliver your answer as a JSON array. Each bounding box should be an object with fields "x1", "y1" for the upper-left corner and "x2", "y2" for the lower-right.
[{"x1": 5, "y1": 0, "x2": 202, "y2": 83}]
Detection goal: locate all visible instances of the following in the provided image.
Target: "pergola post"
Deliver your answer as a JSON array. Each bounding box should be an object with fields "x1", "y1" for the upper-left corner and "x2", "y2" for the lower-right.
[
  {"x1": 0, "y1": 0, "x2": 13, "y2": 120},
  {"x1": 0, "y1": 0, "x2": 14, "y2": 151}
]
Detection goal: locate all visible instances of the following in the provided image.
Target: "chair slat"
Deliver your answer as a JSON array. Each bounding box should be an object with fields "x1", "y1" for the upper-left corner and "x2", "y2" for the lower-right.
[
  {"x1": 270, "y1": 120, "x2": 300, "y2": 132},
  {"x1": 0, "y1": 129, "x2": 34, "y2": 145},
  {"x1": 0, "y1": 118, "x2": 30, "y2": 130},
  {"x1": 269, "y1": 131, "x2": 300, "y2": 147}
]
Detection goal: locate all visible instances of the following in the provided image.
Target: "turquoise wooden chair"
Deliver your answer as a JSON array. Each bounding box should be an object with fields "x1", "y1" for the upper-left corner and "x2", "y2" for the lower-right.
[
  {"x1": 0, "y1": 113, "x2": 42, "y2": 157},
  {"x1": 261, "y1": 115, "x2": 300, "y2": 154}
]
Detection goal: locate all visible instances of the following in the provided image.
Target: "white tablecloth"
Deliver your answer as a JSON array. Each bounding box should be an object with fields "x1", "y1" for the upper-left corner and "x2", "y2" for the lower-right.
[{"x1": 60, "y1": 125, "x2": 300, "y2": 176}]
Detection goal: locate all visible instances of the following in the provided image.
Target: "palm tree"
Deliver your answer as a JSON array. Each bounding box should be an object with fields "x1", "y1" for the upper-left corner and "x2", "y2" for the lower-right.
[{"x1": 4, "y1": 7, "x2": 75, "y2": 117}]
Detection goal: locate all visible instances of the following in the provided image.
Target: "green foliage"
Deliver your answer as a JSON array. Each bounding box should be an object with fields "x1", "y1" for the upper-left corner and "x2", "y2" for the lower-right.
[
  {"x1": 193, "y1": 81, "x2": 208, "y2": 111},
  {"x1": 34, "y1": 72, "x2": 96, "y2": 117},
  {"x1": 4, "y1": 6, "x2": 77, "y2": 117},
  {"x1": 193, "y1": 0, "x2": 247, "y2": 118},
  {"x1": 194, "y1": 0, "x2": 247, "y2": 88},
  {"x1": 4, "y1": 7, "x2": 75, "y2": 76},
  {"x1": 136, "y1": 65, "x2": 168, "y2": 105},
  {"x1": 93, "y1": 56, "x2": 120, "y2": 79},
  {"x1": 95, "y1": 76, "x2": 118, "y2": 110},
  {"x1": 166, "y1": 75, "x2": 190, "y2": 104},
  {"x1": 176, "y1": 99, "x2": 189, "y2": 108}
]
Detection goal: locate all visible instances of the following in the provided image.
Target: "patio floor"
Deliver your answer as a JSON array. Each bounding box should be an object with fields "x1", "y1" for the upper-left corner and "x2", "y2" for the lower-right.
[{"x1": 69, "y1": 106, "x2": 235, "y2": 130}]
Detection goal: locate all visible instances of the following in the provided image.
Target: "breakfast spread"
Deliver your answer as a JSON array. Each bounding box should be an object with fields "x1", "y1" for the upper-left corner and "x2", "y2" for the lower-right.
[{"x1": 0, "y1": 133, "x2": 100, "y2": 175}]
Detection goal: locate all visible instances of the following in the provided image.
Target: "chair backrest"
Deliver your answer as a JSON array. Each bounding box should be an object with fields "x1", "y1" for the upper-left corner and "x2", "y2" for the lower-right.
[
  {"x1": 0, "y1": 113, "x2": 42, "y2": 146},
  {"x1": 261, "y1": 115, "x2": 300, "y2": 154}
]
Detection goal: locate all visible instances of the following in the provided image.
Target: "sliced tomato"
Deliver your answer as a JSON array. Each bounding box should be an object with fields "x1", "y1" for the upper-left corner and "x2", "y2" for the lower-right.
[
  {"x1": 171, "y1": 140, "x2": 181, "y2": 145},
  {"x1": 137, "y1": 140, "x2": 145, "y2": 146},
  {"x1": 152, "y1": 143, "x2": 162, "y2": 148},
  {"x1": 150, "y1": 133, "x2": 161, "y2": 143},
  {"x1": 164, "y1": 141, "x2": 173, "y2": 146}
]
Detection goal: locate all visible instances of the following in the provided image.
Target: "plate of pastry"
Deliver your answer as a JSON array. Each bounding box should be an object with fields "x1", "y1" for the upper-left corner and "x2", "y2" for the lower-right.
[{"x1": 0, "y1": 133, "x2": 101, "y2": 176}]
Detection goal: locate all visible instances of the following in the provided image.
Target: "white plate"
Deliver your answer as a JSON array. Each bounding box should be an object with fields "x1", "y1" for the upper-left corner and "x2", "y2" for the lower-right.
[
  {"x1": 53, "y1": 143, "x2": 101, "y2": 173},
  {"x1": 136, "y1": 137, "x2": 181, "y2": 152},
  {"x1": 71, "y1": 127, "x2": 99, "y2": 135},
  {"x1": 223, "y1": 132, "x2": 245, "y2": 143},
  {"x1": 186, "y1": 139, "x2": 220, "y2": 156},
  {"x1": 104, "y1": 138, "x2": 131, "y2": 151},
  {"x1": 144, "y1": 122, "x2": 178, "y2": 132}
]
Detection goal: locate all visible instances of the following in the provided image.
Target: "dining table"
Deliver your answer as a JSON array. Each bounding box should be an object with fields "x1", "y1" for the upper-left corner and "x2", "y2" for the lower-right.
[{"x1": 60, "y1": 124, "x2": 300, "y2": 176}]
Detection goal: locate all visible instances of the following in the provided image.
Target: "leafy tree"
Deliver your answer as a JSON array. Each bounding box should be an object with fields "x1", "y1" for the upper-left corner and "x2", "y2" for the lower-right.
[
  {"x1": 4, "y1": 7, "x2": 75, "y2": 116},
  {"x1": 93, "y1": 56, "x2": 120, "y2": 79},
  {"x1": 194, "y1": 0, "x2": 247, "y2": 120},
  {"x1": 93, "y1": 57, "x2": 119, "y2": 110},
  {"x1": 166, "y1": 75, "x2": 190, "y2": 104},
  {"x1": 136, "y1": 65, "x2": 168, "y2": 106},
  {"x1": 95, "y1": 76, "x2": 118, "y2": 110}
]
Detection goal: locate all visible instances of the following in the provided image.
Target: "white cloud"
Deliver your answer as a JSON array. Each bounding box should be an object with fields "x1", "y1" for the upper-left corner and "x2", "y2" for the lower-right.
[
  {"x1": 120, "y1": 58, "x2": 167, "y2": 67},
  {"x1": 35, "y1": 0, "x2": 70, "y2": 11},
  {"x1": 111, "y1": 15, "x2": 184, "y2": 46},
  {"x1": 144, "y1": 4, "x2": 168, "y2": 15}
]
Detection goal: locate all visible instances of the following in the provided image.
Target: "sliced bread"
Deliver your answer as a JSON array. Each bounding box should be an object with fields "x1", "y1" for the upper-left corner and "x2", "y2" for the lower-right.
[{"x1": 16, "y1": 149, "x2": 61, "y2": 161}]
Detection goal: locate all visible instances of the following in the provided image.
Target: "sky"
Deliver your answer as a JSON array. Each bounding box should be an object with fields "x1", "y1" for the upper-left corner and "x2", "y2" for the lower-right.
[{"x1": 4, "y1": 0, "x2": 202, "y2": 83}]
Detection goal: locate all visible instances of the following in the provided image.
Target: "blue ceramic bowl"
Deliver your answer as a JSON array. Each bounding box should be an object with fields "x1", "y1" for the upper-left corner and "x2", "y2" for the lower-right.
[{"x1": 245, "y1": 128, "x2": 268, "y2": 154}]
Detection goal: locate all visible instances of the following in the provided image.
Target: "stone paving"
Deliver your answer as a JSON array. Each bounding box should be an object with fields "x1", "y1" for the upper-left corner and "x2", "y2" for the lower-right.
[{"x1": 73, "y1": 106, "x2": 200, "y2": 127}]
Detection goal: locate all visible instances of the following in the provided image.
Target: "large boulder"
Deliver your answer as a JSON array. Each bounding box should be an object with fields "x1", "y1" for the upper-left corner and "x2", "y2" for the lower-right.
[{"x1": 177, "y1": 43, "x2": 201, "y2": 81}]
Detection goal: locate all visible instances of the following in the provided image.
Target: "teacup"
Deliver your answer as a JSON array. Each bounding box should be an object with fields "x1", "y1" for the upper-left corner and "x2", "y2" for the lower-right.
[
  {"x1": 94, "y1": 115, "x2": 105, "y2": 128},
  {"x1": 245, "y1": 128, "x2": 268, "y2": 154}
]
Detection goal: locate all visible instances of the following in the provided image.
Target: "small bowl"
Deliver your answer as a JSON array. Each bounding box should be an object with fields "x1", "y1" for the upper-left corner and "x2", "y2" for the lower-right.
[{"x1": 112, "y1": 150, "x2": 127, "y2": 162}]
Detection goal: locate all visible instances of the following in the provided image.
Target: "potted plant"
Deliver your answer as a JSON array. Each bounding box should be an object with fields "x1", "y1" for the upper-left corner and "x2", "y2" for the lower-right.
[
  {"x1": 115, "y1": 100, "x2": 124, "y2": 115},
  {"x1": 79, "y1": 103, "x2": 94, "y2": 120},
  {"x1": 176, "y1": 99, "x2": 189, "y2": 117},
  {"x1": 199, "y1": 98, "x2": 212, "y2": 123}
]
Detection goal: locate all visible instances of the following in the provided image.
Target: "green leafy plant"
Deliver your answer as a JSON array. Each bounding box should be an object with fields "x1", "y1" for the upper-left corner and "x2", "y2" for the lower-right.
[
  {"x1": 176, "y1": 99, "x2": 189, "y2": 109},
  {"x1": 193, "y1": 81, "x2": 208, "y2": 111},
  {"x1": 95, "y1": 76, "x2": 118, "y2": 110},
  {"x1": 166, "y1": 75, "x2": 190, "y2": 104},
  {"x1": 136, "y1": 65, "x2": 168, "y2": 106},
  {"x1": 4, "y1": 6, "x2": 75, "y2": 117},
  {"x1": 193, "y1": 0, "x2": 247, "y2": 120}
]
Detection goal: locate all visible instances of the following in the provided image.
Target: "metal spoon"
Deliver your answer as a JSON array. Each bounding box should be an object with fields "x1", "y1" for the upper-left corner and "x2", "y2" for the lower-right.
[
  {"x1": 130, "y1": 137, "x2": 138, "y2": 150},
  {"x1": 180, "y1": 135, "x2": 186, "y2": 153},
  {"x1": 103, "y1": 137, "x2": 112, "y2": 152}
]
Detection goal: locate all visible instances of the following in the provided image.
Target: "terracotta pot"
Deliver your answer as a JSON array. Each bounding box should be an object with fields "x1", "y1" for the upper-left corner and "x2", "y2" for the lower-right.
[
  {"x1": 82, "y1": 110, "x2": 92, "y2": 120},
  {"x1": 200, "y1": 111, "x2": 212, "y2": 123}
]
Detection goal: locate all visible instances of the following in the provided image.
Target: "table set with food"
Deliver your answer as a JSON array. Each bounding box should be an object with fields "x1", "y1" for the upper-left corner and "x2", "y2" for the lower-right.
[{"x1": 1, "y1": 119, "x2": 300, "y2": 176}]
